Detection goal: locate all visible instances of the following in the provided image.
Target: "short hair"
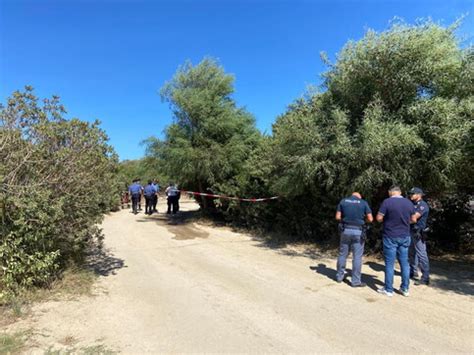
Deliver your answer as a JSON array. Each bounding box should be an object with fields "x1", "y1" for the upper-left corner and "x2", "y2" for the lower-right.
[
  {"x1": 389, "y1": 185, "x2": 401, "y2": 193},
  {"x1": 148, "y1": 180, "x2": 152, "y2": 185}
]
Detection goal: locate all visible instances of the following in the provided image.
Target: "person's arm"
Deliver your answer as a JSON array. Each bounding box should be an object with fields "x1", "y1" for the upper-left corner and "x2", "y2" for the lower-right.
[
  {"x1": 335, "y1": 201, "x2": 342, "y2": 221},
  {"x1": 376, "y1": 200, "x2": 386, "y2": 223},
  {"x1": 365, "y1": 202, "x2": 373, "y2": 223},
  {"x1": 411, "y1": 212, "x2": 421, "y2": 224}
]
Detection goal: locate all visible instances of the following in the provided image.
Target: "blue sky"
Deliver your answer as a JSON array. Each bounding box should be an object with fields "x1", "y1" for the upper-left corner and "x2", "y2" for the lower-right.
[{"x1": 1, "y1": 0, "x2": 472, "y2": 160}]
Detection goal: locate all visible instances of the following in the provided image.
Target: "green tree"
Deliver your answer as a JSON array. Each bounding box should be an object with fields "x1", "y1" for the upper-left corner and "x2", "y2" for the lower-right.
[
  {"x1": 265, "y1": 20, "x2": 473, "y2": 245},
  {"x1": 148, "y1": 58, "x2": 261, "y2": 210}
]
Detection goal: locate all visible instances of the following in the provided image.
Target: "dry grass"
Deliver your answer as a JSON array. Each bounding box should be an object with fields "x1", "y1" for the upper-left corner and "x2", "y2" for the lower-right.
[
  {"x1": 0, "y1": 329, "x2": 32, "y2": 354},
  {"x1": 58, "y1": 335, "x2": 79, "y2": 347}
]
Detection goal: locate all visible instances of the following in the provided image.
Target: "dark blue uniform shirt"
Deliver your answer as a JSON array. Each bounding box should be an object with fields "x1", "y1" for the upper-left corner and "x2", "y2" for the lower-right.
[
  {"x1": 144, "y1": 184, "x2": 156, "y2": 197},
  {"x1": 378, "y1": 196, "x2": 415, "y2": 238},
  {"x1": 336, "y1": 195, "x2": 372, "y2": 226},
  {"x1": 128, "y1": 183, "x2": 142, "y2": 195},
  {"x1": 412, "y1": 199, "x2": 429, "y2": 230}
]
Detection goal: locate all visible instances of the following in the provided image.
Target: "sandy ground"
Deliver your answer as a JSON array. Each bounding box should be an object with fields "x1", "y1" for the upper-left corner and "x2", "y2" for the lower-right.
[{"x1": 5, "y1": 198, "x2": 474, "y2": 353}]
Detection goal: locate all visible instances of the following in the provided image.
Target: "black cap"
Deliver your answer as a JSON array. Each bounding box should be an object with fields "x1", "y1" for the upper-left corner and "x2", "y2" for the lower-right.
[{"x1": 408, "y1": 187, "x2": 424, "y2": 195}]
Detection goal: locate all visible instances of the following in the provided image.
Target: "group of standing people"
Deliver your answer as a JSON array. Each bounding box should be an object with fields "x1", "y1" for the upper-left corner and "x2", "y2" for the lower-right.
[
  {"x1": 335, "y1": 185, "x2": 430, "y2": 297},
  {"x1": 128, "y1": 179, "x2": 160, "y2": 215},
  {"x1": 127, "y1": 179, "x2": 181, "y2": 215}
]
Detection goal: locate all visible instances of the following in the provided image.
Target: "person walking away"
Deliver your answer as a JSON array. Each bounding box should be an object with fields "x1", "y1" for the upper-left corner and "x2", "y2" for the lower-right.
[
  {"x1": 152, "y1": 179, "x2": 160, "y2": 213},
  {"x1": 137, "y1": 179, "x2": 143, "y2": 211},
  {"x1": 128, "y1": 179, "x2": 143, "y2": 214},
  {"x1": 165, "y1": 183, "x2": 179, "y2": 214},
  {"x1": 408, "y1": 187, "x2": 430, "y2": 286},
  {"x1": 376, "y1": 186, "x2": 416, "y2": 297},
  {"x1": 144, "y1": 181, "x2": 156, "y2": 215},
  {"x1": 335, "y1": 192, "x2": 373, "y2": 287}
]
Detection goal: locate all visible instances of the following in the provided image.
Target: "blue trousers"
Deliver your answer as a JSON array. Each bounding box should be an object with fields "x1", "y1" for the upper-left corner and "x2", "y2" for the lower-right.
[
  {"x1": 383, "y1": 236, "x2": 411, "y2": 292},
  {"x1": 409, "y1": 233, "x2": 430, "y2": 282},
  {"x1": 336, "y1": 228, "x2": 364, "y2": 286}
]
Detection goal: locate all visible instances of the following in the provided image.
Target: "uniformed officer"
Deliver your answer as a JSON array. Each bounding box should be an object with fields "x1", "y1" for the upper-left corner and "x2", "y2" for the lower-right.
[
  {"x1": 128, "y1": 179, "x2": 143, "y2": 214},
  {"x1": 143, "y1": 180, "x2": 156, "y2": 215},
  {"x1": 408, "y1": 187, "x2": 430, "y2": 286},
  {"x1": 151, "y1": 179, "x2": 160, "y2": 213},
  {"x1": 165, "y1": 183, "x2": 179, "y2": 214},
  {"x1": 137, "y1": 178, "x2": 143, "y2": 211},
  {"x1": 335, "y1": 192, "x2": 373, "y2": 287}
]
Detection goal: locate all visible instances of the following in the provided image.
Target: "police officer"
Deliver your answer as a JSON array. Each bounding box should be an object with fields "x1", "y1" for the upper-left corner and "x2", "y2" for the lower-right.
[
  {"x1": 408, "y1": 187, "x2": 430, "y2": 286},
  {"x1": 143, "y1": 180, "x2": 156, "y2": 215},
  {"x1": 165, "y1": 183, "x2": 179, "y2": 214},
  {"x1": 335, "y1": 192, "x2": 373, "y2": 287},
  {"x1": 128, "y1": 179, "x2": 143, "y2": 214},
  {"x1": 152, "y1": 179, "x2": 160, "y2": 213},
  {"x1": 137, "y1": 178, "x2": 143, "y2": 211}
]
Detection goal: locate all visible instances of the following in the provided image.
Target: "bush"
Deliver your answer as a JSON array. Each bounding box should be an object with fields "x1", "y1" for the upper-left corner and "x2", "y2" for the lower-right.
[{"x1": 0, "y1": 87, "x2": 119, "y2": 295}]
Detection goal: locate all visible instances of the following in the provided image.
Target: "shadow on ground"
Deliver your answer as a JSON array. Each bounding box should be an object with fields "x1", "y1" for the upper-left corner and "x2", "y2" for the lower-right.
[
  {"x1": 86, "y1": 248, "x2": 126, "y2": 276},
  {"x1": 310, "y1": 259, "x2": 473, "y2": 296},
  {"x1": 309, "y1": 263, "x2": 385, "y2": 291},
  {"x1": 250, "y1": 233, "x2": 338, "y2": 260},
  {"x1": 129, "y1": 205, "x2": 474, "y2": 296},
  {"x1": 135, "y1": 209, "x2": 209, "y2": 240}
]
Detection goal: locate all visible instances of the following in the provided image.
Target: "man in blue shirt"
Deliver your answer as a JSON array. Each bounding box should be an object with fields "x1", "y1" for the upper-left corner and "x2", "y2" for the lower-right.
[
  {"x1": 408, "y1": 187, "x2": 430, "y2": 286},
  {"x1": 151, "y1": 179, "x2": 160, "y2": 213},
  {"x1": 143, "y1": 180, "x2": 157, "y2": 215},
  {"x1": 165, "y1": 183, "x2": 179, "y2": 214},
  {"x1": 376, "y1": 186, "x2": 416, "y2": 297},
  {"x1": 128, "y1": 179, "x2": 143, "y2": 214},
  {"x1": 335, "y1": 192, "x2": 373, "y2": 287}
]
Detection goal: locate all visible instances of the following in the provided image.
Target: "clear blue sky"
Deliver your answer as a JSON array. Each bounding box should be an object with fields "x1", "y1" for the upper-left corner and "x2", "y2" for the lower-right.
[{"x1": 1, "y1": 0, "x2": 472, "y2": 161}]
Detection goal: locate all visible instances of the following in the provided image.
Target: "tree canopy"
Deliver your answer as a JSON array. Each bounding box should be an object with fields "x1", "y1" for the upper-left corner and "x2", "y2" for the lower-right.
[{"x1": 145, "y1": 20, "x2": 473, "y2": 250}]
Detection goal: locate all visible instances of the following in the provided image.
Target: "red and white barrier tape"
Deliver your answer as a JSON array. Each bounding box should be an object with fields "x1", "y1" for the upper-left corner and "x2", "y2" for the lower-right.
[{"x1": 180, "y1": 190, "x2": 279, "y2": 202}]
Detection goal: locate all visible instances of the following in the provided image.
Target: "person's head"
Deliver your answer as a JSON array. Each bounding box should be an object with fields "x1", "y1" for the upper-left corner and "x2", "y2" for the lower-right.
[
  {"x1": 351, "y1": 192, "x2": 362, "y2": 199},
  {"x1": 148, "y1": 180, "x2": 152, "y2": 185},
  {"x1": 408, "y1": 187, "x2": 424, "y2": 201},
  {"x1": 388, "y1": 185, "x2": 402, "y2": 197},
  {"x1": 169, "y1": 182, "x2": 173, "y2": 186}
]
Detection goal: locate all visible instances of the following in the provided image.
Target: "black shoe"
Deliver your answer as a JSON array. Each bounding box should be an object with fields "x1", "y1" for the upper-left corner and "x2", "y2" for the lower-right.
[
  {"x1": 414, "y1": 280, "x2": 430, "y2": 286},
  {"x1": 352, "y1": 283, "x2": 367, "y2": 288}
]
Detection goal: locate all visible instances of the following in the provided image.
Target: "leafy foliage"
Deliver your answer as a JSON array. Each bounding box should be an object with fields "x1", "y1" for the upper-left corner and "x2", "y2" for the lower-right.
[
  {"x1": 148, "y1": 58, "x2": 261, "y2": 209},
  {"x1": 0, "y1": 87, "x2": 119, "y2": 295},
  {"x1": 117, "y1": 157, "x2": 168, "y2": 191},
  {"x1": 148, "y1": 21, "x2": 472, "y2": 250}
]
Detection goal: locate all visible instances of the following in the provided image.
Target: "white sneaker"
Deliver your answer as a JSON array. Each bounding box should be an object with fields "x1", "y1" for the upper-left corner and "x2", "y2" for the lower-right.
[
  {"x1": 400, "y1": 289, "x2": 410, "y2": 297},
  {"x1": 377, "y1": 288, "x2": 394, "y2": 297}
]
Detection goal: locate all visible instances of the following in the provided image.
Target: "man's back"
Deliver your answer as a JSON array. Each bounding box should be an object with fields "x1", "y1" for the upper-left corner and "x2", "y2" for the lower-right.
[
  {"x1": 337, "y1": 195, "x2": 371, "y2": 226},
  {"x1": 129, "y1": 183, "x2": 142, "y2": 195},
  {"x1": 379, "y1": 196, "x2": 414, "y2": 238},
  {"x1": 144, "y1": 184, "x2": 155, "y2": 196}
]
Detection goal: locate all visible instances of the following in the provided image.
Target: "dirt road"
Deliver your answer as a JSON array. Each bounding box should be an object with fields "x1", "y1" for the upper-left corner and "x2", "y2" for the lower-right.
[{"x1": 8, "y1": 199, "x2": 474, "y2": 353}]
